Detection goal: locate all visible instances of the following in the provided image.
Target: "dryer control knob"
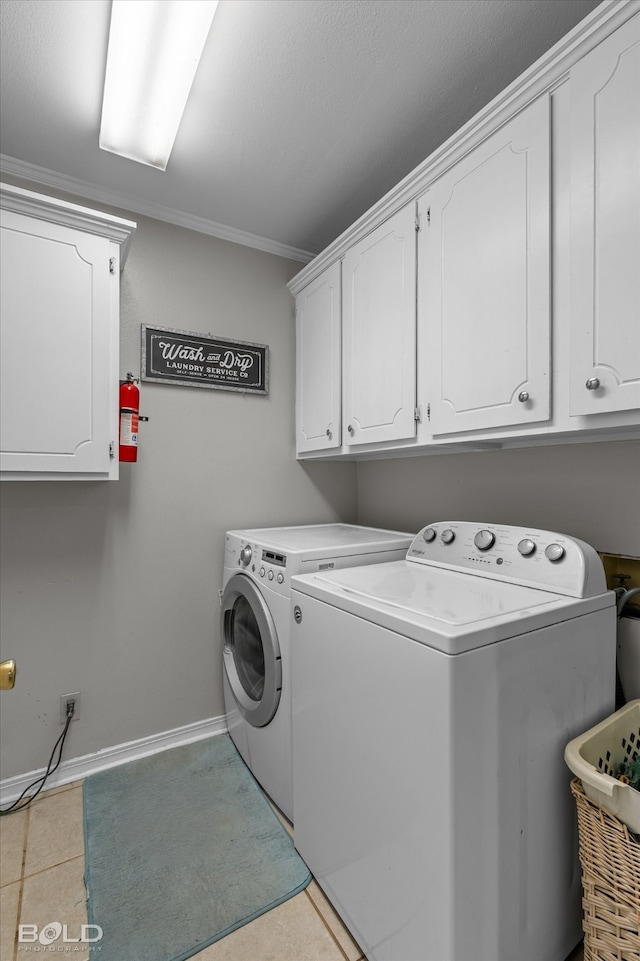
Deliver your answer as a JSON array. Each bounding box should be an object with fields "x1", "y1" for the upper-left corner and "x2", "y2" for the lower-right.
[
  {"x1": 240, "y1": 545, "x2": 252, "y2": 566},
  {"x1": 474, "y1": 529, "x2": 495, "y2": 551},
  {"x1": 268, "y1": 570, "x2": 274, "y2": 580},
  {"x1": 545, "y1": 543, "x2": 565, "y2": 563},
  {"x1": 277, "y1": 573, "x2": 284, "y2": 584},
  {"x1": 259, "y1": 566, "x2": 265, "y2": 577},
  {"x1": 441, "y1": 529, "x2": 455, "y2": 545},
  {"x1": 423, "y1": 527, "x2": 437, "y2": 543}
]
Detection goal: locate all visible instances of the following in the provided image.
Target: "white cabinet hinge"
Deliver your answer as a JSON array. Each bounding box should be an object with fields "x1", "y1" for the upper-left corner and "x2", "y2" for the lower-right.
[
  {"x1": 426, "y1": 206, "x2": 431, "y2": 225},
  {"x1": 414, "y1": 406, "x2": 422, "y2": 423},
  {"x1": 427, "y1": 403, "x2": 431, "y2": 421},
  {"x1": 415, "y1": 212, "x2": 421, "y2": 232},
  {"x1": 109, "y1": 257, "x2": 117, "y2": 275},
  {"x1": 109, "y1": 441, "x2": 115, "y2": 459}
]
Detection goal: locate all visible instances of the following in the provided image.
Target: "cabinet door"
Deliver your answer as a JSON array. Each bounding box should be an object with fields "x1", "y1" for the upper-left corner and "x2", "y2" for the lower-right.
[
  {"x1": 0, "y1": 211, "x2": 115, "y2": 475},
  {"x1": 342, "y1": 205, "x2": 417, "y2": 446},
  {"x1": 422, "y1": 95, "x2": 551, "y2": 435},
  {"x1": 295, "y1": 262, "x2": 342, "y2": 454},
  {"x1": 569, "y1": 15, "x2": 640, "y2": 416}
]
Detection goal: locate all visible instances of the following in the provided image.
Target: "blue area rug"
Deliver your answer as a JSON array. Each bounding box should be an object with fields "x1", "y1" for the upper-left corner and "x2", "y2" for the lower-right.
[{"x1": 83, "y1": 735, "x2": 310, "y2": 961}]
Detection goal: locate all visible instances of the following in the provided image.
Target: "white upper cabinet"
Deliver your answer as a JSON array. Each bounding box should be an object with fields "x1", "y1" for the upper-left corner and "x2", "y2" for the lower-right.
[
  {"x1": 569, "y1": 13, "x2": 640, "y2": 416},
  {"x1": 0, "y1": 184, "x2": 135, "y2": 480},
  {"x1": 295, "y1": 261, "x2": 342, "y2": 454},
  {"x1": 289, "y1": 2, "x2": 640, "y2": 458},
  {"x1": 342, "y1": 204, "x2": 417, "y2": 447},
  {"x1": 421, "y1": 94, "x2": 551, "y2": 435}
]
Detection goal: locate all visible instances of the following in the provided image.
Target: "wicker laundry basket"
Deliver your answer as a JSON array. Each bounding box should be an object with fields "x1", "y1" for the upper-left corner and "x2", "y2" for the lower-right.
[
  {"x1": 565, "y1": 700, "x2": 640, "y2": 834},
  {"x1": 571, "y1": 779, "x2": 640, "y2": 961}
]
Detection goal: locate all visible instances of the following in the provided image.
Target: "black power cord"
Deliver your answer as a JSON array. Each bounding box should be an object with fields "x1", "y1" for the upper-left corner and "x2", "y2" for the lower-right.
[{"x1": 0, "y1": 700, "x2": 76, "y2": 816}]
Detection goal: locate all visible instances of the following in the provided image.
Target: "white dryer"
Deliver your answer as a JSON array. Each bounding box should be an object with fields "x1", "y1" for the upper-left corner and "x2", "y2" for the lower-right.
[
  {"x1": 291, "y1": 521, "x2": 617, "y2": 961},
  {"x1": 221, "y1": 524, "x2": 413, "y2": 822}
]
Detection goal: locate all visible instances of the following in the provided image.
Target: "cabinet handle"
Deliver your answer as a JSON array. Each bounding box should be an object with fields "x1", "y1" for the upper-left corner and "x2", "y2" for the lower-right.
[
  {"x1": 326, "y1": 428, "x2": 332, "y2": 440},
  {"x1": 347, "y1": 424, "x2": 355, "y2": 435},
  {"x1": 518, "y1": 391, "x2": 530, "y2": 403},
  {"x1": 585, "y1": 377, "x2": 601, "y2": 391}
]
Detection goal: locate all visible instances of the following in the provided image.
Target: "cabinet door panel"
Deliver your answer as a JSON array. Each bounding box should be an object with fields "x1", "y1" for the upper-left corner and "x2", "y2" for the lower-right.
[
  {"x1": 423, "y1": 95, "x2": 550, "y2": 434},
  {"x1": 295, "y1": 262, "x2": 341, "y2": 453},
  {"x1": 343, "y1": 206, "x2": 417, "y2": 446},
  {"x1": 0, "y1": 213, "x2": 112, "y2": 473},
  {"x1": 570, "y1": 15, "x2": 640, "y2": 415}
]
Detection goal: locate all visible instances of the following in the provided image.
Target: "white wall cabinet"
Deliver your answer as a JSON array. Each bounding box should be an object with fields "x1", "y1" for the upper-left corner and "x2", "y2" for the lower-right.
[
  {"x1": 569, "y1": 13, "x2": 640, "y2": 417},
  {"x1": 295, "y1": 204, "x2": 417, "y2": 455},
  {"x1": 295, "y1": 261, "x2": 342, "y2": 453},
  {"x1": 420, "y1": 95, "x2": 551, "y2": 436},
  {"x1": 0, "y1": 184, "x2": 135, "y2": 480},
  {"x1": 342, "y1": 204, "x2": 417, "y2": 447},
  {"x1": 289, "y1": 2, "x2": 640, "y2": 459}
]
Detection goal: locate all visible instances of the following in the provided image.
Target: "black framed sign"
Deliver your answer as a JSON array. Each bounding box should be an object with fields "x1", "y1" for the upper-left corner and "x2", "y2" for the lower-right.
[{"x1": 141, "y1": 325, "x2": 268, "y2": 394}]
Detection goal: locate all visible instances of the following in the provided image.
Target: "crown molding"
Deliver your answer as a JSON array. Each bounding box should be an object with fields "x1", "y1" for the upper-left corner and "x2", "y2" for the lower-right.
[
  {"x1": 0, "y1": 154, "x2": 314, "y2": 265},
  {"x1": 288, "y1": 0, "x2": 640, "y2": 295},
  {"x1": 0, "y1": 181, "x2": 137, "y2": 267}
]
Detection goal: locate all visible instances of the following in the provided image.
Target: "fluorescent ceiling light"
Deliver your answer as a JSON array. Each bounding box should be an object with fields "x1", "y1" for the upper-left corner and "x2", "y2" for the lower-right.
[{"x1": 100, "y1": 0, "x2": 218, "y2": 170}]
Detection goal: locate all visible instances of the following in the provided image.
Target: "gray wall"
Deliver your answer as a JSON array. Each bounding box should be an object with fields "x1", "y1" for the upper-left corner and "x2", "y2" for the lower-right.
[
  {"x1": 0, "y1": 194, "x2": 357, "y2": 781},
  {"x1": 1, "y1": 182, "x2": 638, "y2": 785},
  {"x1": 356, "y1": 440, "x2": 640, "y2": 556}
]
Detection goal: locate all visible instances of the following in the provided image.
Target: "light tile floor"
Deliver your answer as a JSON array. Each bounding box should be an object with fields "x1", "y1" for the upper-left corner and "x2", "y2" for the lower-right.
[
  {"x1": 0, "y1": 779, "x2": 362, "y2": 961},
  {"x1": 0, "y1": 779, "x2": 585, "y2": 961}
]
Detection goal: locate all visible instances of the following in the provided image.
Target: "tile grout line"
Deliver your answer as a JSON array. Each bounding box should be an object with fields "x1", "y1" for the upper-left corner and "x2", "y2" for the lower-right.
[
  {"x1": 304, "y1": 887, "x2": 364, "y2": 961},
  {"x1": 29, "y1": 780, "x2": 84, "y2": 809},
  {"x1": 13, "y1": 806, "x2": 30, "y2": 961},
  {"x1": 21, "y1": 850, "x2": 86, "y2": 883}
]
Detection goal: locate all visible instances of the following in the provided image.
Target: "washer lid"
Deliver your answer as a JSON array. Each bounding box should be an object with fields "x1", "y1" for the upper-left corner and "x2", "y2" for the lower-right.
[{"x1": 291, "y1": 561, "x2": 614, "y2": 654}]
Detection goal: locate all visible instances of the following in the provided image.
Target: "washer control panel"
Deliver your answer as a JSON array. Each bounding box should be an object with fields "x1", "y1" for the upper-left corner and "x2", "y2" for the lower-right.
[
  {"x1": 224, "y1": 535, "x2": 290, "y2": 594},
  {"x1": 245, "y1": 548, "x2": 286, "y2": 587},
  {"x1": 257, "y1": 549, "x2": 286, "y2": 585},
  {"x1": 408, "y1": 522, "x2": 607, "y2": 597}
]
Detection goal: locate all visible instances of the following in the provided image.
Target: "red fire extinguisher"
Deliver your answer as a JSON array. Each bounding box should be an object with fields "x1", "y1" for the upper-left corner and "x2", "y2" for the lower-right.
[{"x1": 119, "y1": 373, "x2": 140, "y2": 462}]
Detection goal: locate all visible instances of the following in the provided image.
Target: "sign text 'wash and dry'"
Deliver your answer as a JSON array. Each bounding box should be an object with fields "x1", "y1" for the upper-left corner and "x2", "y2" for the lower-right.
[{"x1": 141, "y1": 325, "x2": 268, "y2": 394}]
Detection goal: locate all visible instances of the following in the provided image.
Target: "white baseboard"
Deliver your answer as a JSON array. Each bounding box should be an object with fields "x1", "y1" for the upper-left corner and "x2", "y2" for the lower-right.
[{"x1": 0, "y1": 715, "x2": 228, "y2": 806}]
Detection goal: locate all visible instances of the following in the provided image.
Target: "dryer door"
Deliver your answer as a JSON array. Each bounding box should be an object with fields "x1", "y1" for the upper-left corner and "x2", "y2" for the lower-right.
[{"x1": 221, "y1": 573, "x2": 282, "y2": 727}]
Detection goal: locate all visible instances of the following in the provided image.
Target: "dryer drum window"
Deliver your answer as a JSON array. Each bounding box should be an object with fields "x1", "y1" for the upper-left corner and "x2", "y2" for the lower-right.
[
  {"x1": 221, "y1": 573, "x2": 283, "y2": 728},
  {"x1": 227, "y1": 597, "x2": 265, "y2": 701}
]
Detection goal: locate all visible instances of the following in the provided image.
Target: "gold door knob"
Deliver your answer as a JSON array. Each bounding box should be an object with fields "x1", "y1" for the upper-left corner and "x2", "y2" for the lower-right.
[{"x1": 0, "y1": 659, "x2": 17, "y2": 690}]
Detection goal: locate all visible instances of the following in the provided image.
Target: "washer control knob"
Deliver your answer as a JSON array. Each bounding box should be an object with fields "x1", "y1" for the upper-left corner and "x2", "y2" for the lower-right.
[
  {"x1": 268, "y1": 570, "x2": 274, "y2": 580},
  {"x1": 545, "y1": 543, "x2": 565, "y2": 563},
  {"x1": 240, "y1": 545, "x2": 252, "y2": 566},
  {"x1": 441, "y1": 529, "x2": 455, "y2": 545},
  {"x1": 517, "y1": 538, "x2": 536, "y2": 557},
  {"x1": 474, "y1": 529, "x2": 495, "y2": 551},
  {"x1": 277, "y1": 573, "x2": 284, "y2": 584},
  {"x1": 259, "y1": 566, "x2": 265, "y2": 577},
  {"x1": 423, "y1": 527, "x2": 437, "y2": 543}
]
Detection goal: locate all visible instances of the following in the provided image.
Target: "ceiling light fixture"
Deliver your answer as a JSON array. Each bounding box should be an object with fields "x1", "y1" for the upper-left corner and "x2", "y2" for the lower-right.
[{"x1": 99, "y1": 0, "x2": 218, "y2": 170}]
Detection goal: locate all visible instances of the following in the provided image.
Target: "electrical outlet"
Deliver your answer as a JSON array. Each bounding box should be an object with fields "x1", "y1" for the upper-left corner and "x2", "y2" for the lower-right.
[{"x1": 60, "y1": 692, "x2": 80, "y2": 723}]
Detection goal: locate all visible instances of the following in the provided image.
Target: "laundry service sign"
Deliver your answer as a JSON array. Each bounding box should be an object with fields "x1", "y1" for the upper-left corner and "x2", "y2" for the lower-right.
[{"x1": 141, "y1": 325, "x2": 268, "y2": 394}]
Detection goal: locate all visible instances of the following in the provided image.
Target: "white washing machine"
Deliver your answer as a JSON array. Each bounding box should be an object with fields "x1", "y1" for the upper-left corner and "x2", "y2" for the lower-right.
[
  {"x1": 221, "y1": 524, "x2": 413, "y2": 822},
  {"x1": 291, "y1": 521, "x2": 617, "y2": 961}
]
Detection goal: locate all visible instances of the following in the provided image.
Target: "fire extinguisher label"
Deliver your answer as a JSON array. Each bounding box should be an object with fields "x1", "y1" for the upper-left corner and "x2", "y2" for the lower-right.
[{"x1": 120, "y1": 412, "x2": 139, "y2": 446}]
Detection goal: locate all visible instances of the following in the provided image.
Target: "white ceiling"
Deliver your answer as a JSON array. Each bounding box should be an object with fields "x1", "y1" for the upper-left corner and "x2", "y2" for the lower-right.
[{"x1": 0, "y1": 0, "x2": 602, "y2": 261}]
